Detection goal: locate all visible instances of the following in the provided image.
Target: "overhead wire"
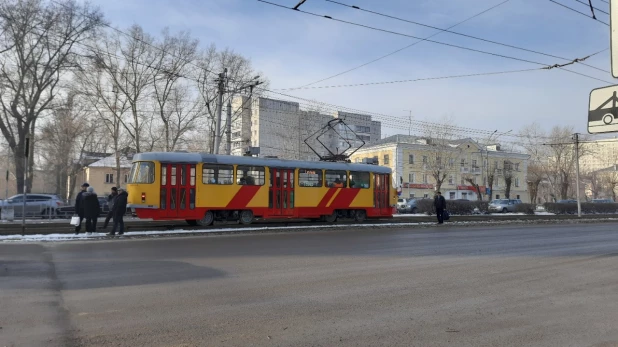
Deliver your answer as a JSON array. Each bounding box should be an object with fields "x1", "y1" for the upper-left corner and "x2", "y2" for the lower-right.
[
  {"x1": 569, "y1": 0, "x2": 609, "y2": 15},
  {"x1": 258, "y1": 0, "x2": 614, "y2": 85},
  {"x1": 548, "y1": 0, "x2": 610, "y2": 25},
  {"x1": 324, "y1": 0, "x2": 608, "y2": 74},
  {"x1": 293, "y1": 0, "x2": 513, "y2": 89}
]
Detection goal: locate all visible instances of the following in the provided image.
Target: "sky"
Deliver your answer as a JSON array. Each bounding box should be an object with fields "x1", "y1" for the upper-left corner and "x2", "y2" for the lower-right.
[{"x1": 84, "y1": 0, "x2": 615, "y2": 144}]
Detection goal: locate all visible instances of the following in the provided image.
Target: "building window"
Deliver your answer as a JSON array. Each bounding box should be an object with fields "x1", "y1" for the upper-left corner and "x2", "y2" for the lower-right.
[
  {"x1": 472, "y1": 160, "x2": 477, "y2": 168},
  {"x1": 436, "y1": 157, "x2": 442, "y2": 166},
  {"x1": 448, "y1": 175, "x2": 454, "y2": 185},
  {"x1": 515, "y1": 177, "x2": 520, "y2": 187},
  {"x1": 496, "y1": 194, "x2": 500, "y2": 199},
  {"x1": 410, "y1": 193, "x2": 415, "y2": 198},
  {"x1": 105, "y1": 173, "x2": 114, "y2": 183},
  {"x1": 422, "y1": 156, "x2": 428, "y2": 164},
  {"x1": 515, "y1": 163, "x2": 520, "y2": 171},
  {"x1": 423, "y1": 194, "x2": 429, "y2": 198},
  {"x1": 461, "y1": 177, "x2": 465, "y2": 185},
  {"x1": 124, "y1": 174, "x2": 128, "y2": 183},
  {"x1": 409, "y1": 173, "x2": 415, "y2": 183},
  {"x1": 460, "y1": 159, "x2": 465, "y2": 167},
  {"x1": 517, "y1": 195, "x2": 520, "y2": 199},
  {"x1": 384, "y1": 154, "x2": 389, "y2": 165},
  {"x1": 449, "y1": 158, "x2": 454, "y2": 168},
  {"x1": 462, "y1": 192, "x2": 468, "y2": 199},
  {"x1": 422, "y1": 174, "x2": 428, "y2": 183},
  {"x1": 449, "y1": 192, "x2": 456, "y2": 200},
  {"x1": 409, "y1": 154, "x2": 414, "y2": 164}
]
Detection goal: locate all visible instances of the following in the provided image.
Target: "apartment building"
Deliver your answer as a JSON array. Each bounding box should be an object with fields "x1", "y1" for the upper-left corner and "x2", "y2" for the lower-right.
[
  {"x1": 230, "y1": 96, "x2": 382, "y2": 160},
  {"x1": 349, "y1": 135, "x2": 530, "y2": 201}
]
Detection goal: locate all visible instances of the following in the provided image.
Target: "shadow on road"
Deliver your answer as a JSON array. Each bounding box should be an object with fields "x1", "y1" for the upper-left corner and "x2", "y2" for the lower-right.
[{"x1": 2, "y1": 260, "x2": 226, "y2": 290}]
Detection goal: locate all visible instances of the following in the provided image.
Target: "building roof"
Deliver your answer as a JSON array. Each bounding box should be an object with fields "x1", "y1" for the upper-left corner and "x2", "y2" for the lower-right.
[{"x1": 87, "y1": 155, "x2": 133, "y2": 168}]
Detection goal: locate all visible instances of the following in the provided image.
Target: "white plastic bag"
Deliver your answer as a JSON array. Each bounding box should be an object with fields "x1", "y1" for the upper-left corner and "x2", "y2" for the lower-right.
[{"x1": 70, "y1": 215, "x2": 80, "y2": 226}]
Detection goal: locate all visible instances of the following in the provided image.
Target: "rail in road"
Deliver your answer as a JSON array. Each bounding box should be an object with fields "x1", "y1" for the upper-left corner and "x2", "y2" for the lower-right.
[{"x1": 0, "y1": 214, "x2": 617, "y2": 235}]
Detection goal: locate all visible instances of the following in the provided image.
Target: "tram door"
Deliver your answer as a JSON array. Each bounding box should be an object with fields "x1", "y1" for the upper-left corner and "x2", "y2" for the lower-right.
[
  {"x1": 269, "y1": 168, "x2": 295, "y2": 216},
  {"x1": 374, "y1": 173, "x2": 391, "y2": 215},
  {"x1": 160, "y1": 163, "x2": 196, "y2": 218}
]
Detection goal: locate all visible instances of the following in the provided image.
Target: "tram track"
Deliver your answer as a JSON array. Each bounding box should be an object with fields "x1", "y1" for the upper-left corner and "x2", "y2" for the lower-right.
[{"x1": 1, "y1": 214, "x2": 617, "y2": 236}]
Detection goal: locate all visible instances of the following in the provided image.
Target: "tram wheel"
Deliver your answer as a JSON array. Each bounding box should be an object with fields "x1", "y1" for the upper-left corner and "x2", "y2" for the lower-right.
[
  {"x1": 197, "y1": 210, "x2": 214, "y2": 226},
  {"x1": 323, "y1": 212, "x2": 337, "y2": 223},
  {"x1": 354, "y1": 210, "x2": 367, "y2": 222},
  {"x1": 239, "y1": 210, "x2": 254, "y2": 225}
]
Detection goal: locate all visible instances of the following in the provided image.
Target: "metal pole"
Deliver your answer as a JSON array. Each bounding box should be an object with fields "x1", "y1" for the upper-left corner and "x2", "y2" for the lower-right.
[
  {"x1": 213, "y1": 69, "x2": 226, "y2": 155},
  {"x1": 574, "y1": 133, "x2": 582, "y2": 217},
  {"x1": 225, "y1": 99, "x2": 232, "y2": 155},
  {"x1": 21, "y1": 136, "x2": 29, "y2": 235}
]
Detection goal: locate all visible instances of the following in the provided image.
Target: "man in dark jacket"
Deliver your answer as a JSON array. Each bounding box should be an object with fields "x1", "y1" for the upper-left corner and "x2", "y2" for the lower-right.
[
  {"x1": 82, "y1": 187, "x2": 100, "y2": 234},
  {"x1": 108, "y1": 188, "x2": 128, "y2": 236},
  {"x1": 74, "y1": 183, "x2": 89, "y2": 235},
  {"x1": 101, "y1": 187, "x2": 117, "y2": 229},
  {"x1": 434, "y1": 191, "x2": 447, "y2": 224}
]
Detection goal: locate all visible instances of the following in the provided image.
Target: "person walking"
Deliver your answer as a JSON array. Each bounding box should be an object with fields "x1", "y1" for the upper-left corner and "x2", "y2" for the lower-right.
[
  {"x1": 108, "y1": 187, "x2": 128, "y2": 236},
  {"x1": 74, "y1": 183, "x2": 89, "y2": 235},
  {"x1": 434, "y1": 191, "x2": 447, "y2": 224},
  {"x1": 82, "y1": 187, "x2": 100, "y2": 234},
  {"x1": 101, "y1": 187, "x2": 118, "y2": 229}
]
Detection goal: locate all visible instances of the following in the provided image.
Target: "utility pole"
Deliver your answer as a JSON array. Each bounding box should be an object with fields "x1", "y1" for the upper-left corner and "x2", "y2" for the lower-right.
[
  {"x1": 574, "y1": 133, "x2": 582, "y2": 218},
  {"x1": 21, "y1": 135, "x2": 29, "y2": 235},
  {"x1": 214, "y1": 68, "x2": 227, "y2": 155},
  {"x1": 404, "y1": 110, "x2": 413, "y2": 136}
]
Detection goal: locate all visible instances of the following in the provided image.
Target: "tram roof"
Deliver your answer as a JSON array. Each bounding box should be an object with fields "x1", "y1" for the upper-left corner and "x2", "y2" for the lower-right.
[{"x1": 132, "y1": 152, "x2": 391, "y2": 174}]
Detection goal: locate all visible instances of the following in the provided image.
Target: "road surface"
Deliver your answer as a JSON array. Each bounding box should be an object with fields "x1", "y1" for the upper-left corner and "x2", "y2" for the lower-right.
[{"x1": 2, "y1": 223, "x2": 618, "y2": 346}]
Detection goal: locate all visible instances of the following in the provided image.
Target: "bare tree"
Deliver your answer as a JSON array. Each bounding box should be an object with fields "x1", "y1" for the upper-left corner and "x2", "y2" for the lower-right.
[
  {"x1": 151, "y1": 29, "x2": 199, "y2": 152},
  {"x1": 194, "y1": 45, "x2": 264, "y2": 153},
  {"x1": 526, "y1": 162, "x2": 544, "y2": 204},
  {"x1": 463, "y1": 174, "x2": 482, "y2": 201},
  {"x1": 0, "y1": 0, "x2": 103, "y2": 193},
  {"x1": 420, "y1": 117, "x2": 462, "y2": 193},
  {"x1": 74, "y1": 54, "x2": 131, "y2": 188}
]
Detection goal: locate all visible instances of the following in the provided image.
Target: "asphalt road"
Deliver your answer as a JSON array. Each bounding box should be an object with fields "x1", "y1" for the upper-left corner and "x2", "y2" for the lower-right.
[{"x1": 2, "y1": 223, "x2": 618, "y2": 347}]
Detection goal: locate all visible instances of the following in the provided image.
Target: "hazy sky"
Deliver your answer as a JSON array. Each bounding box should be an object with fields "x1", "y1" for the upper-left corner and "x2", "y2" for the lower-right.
[{"x1": 86, "y1": 0, "x2": 614, "y2": 143}]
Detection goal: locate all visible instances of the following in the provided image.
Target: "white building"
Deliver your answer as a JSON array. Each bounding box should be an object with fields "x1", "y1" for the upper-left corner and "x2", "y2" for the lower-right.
[{"x1": 230, "y1": 96, "x2": 382, "y2": 160}]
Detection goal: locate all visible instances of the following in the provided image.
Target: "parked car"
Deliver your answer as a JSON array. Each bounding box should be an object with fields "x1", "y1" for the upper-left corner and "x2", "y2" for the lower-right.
[
  {"x1": 557, "y1": 199, "x2": 577, "y2": 204},
  {"x1": 0, "y1": 194, "x2": 65, "y2": 218},
  {"x1": 488, "y1": 199, "x2": 522, "y2": 213},
  {"x1": 56, "y1": 196, "x2": 111, "y2": 218},
  {"x1": 398, "y1": 199, "x2": 420, "y2": 214},
  {"x1": 396, "y1": 198, "x2": 408, "y2": 210},
  {"x1": 592, "y1": 198, "x2": 613, "y2": 203}
]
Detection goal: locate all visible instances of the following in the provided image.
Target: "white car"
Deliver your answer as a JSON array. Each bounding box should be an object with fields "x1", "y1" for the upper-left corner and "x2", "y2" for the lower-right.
[{"x1": 397, "y1": 198, "x2": 408, "y2": 210}]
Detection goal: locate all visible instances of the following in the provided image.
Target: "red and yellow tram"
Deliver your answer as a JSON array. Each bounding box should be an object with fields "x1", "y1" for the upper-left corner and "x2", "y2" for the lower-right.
[{"x1": 126, "y1": 152, "x2": 396, "y2": 226}]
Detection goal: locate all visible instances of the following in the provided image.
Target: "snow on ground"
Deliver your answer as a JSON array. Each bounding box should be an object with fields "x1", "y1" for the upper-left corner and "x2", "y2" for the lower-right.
[{"x1": 3, "y1": 216, "x2": 612, "y2": 243}]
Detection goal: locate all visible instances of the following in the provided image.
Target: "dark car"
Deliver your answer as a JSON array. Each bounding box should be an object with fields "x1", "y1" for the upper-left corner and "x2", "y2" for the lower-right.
[{"x1": 557, "y1": 199, "x2": 577, "y2": 204}]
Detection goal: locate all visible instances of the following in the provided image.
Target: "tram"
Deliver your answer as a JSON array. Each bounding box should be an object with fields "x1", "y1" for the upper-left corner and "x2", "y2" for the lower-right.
[{"x1": 126, "y1": 152, "x2": 396, "y2": 226}]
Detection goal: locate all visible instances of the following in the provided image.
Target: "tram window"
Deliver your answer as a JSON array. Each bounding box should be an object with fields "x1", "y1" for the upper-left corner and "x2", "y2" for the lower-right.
[
  {"x1": 349, "y1": 171, "x2": 370, "y2": 188},
  {"x1": 202, "y1": 164, "x2": 233, "y2": 185},
  {"x1": 299, "y1": 169, "x2": 322, "y2": 187},
  {"x1": 129, "y1": 162, "x2": 155, "y2": 184},
  {"x1": 237, "y1": 166, "x2": 265, "y2": 185},
  {"x1": 325, "y1": 170, "x2": 347, "y2": 188}
]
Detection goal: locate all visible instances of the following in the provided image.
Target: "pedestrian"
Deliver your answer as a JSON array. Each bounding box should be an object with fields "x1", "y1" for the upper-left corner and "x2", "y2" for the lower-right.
[
  {"x1": 434, "y1": 191, "x2": 447, "y2": 224},
  {"x1": 82, "y1": 187, "x2": 100, "y2": 234},
  {"x1": 108, "y1": 187, "x2": 128, "y2": 236},
  {"x1": 74, "y1": 183, "x2": 89, "y2": 235},
  {"x1": 101, "y1": 187, "x2": 118, "y2": 229}
]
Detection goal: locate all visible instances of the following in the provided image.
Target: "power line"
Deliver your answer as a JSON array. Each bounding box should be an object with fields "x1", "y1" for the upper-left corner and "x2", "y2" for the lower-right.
[
  {"x1": 548, "y1": 0, "x2": 609, "y2": 25},
  {"x1": 258, "y1": 0, "x2": 613, "y2": 85},
  {"x1": 325, "y1": 0, "x2": 609, "y2": 74},
  {"x1": 278, "y1": 68, "x2": 541, "y2": 90},
  {"x1": 570, "y1": 0, "x2": 609, "y2": 15},
  {"x1": 293, "y1": 0, "x2": 512, "y2": 89}
]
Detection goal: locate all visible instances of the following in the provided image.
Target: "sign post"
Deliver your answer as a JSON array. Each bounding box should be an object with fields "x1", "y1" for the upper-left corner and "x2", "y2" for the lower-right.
[{"x1": 609, "y1": 0, "x2": 618, "y2": 78}]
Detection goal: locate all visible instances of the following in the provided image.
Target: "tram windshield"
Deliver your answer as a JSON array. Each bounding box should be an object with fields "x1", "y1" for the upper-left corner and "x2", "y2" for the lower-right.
[{"x1": 129, "y1": 161, "x2": 155, "y2": 184}]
